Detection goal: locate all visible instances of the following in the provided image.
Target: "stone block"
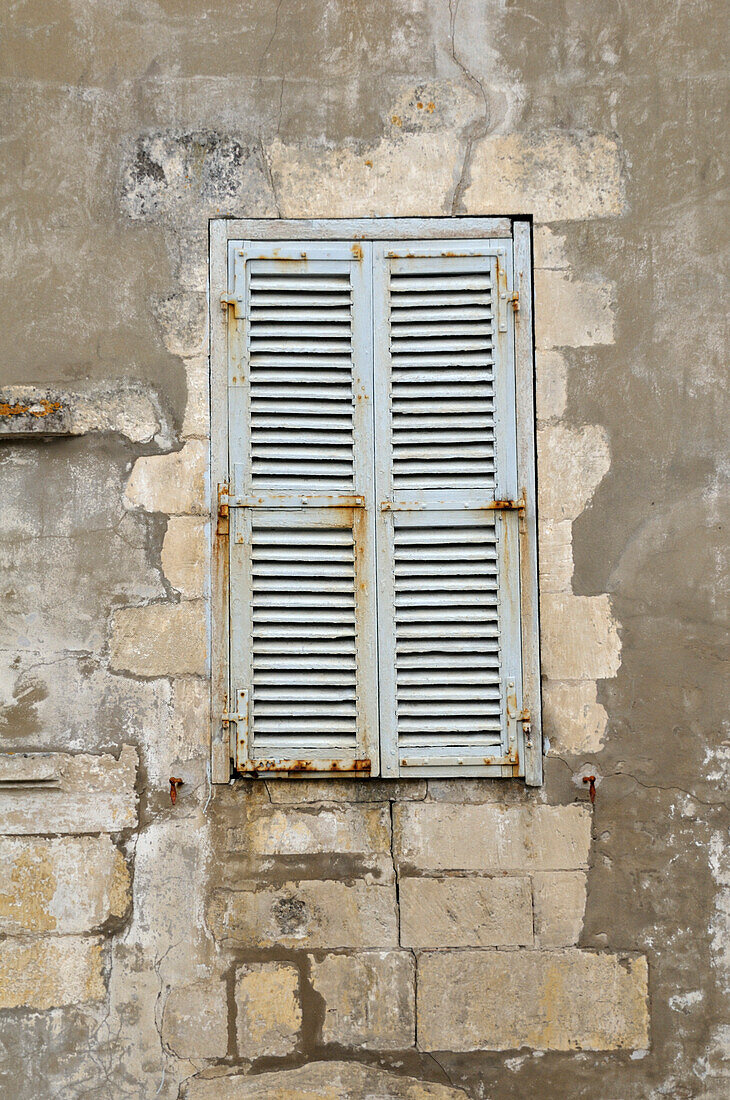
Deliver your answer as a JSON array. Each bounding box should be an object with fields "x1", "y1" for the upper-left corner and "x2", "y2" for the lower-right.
[
  {"x1": 543, "y1": 681, "x2": 609, "y2": 754},
  {"x1": 417, "y1": 950, "x2": 649, "y2": 1051},
  {"x1": 400, "y1": 876, "x2": 533, "y2": 948},
  {"x1": 537, "y1": 424, "x2": 611, "y2": 524},
  {"x1": 208, "y1": 880, "x2": 398, "y2": 949},
  {"x1": 0, "y1": 746, "x2": 138, "y2": 835},
  {"x1": 162, "y1": 977, "x2": 228, "y2": 1060},
  {"x1": 465, "y1": 131, "x2": 625, "y2": 221},
  {"x1": 0, "y1": 836, "x2": 129, "y2": 934},
  {"x1": 538, "y1": 519, "x2": 574, "y2": 594},
  {"x1": 226, "y1": 804, "x2": 391, "y2": 858},
  {"x1": 124, "y1": 440, "x2": 207, "y2": 516},
  {"x1": 534, "y1": 271, "x2": 614, "y2": 349},
  {"x1": 533, "y1": 871, "x2": 587, "y2": 948},
  {"x1": 540, "y1": 593, "x2": 621, "y2": 681},
  {"x1": 0, "y1": 937, "x2": 106, "y2": 1009},
  {"x1": 183, "y1": 1060, "x2": 468, "y2": 1099},
  {"x1": 309, "y1": 950, "x2": 415, "y2": 1049},
  {"x1": 182, "y1": 355, "x2": 210, "y2": 439},
  {"x1": 162, "y1": 516, "x2": 207, "y2": 598},
  {"x1": 0, "y1": 383, "x2": 167, "y2": 443},
  {"x1": 535, "y1": 350, "x2": 567, "y2": 421},
  {"x1": 269, "y1": 133, "x2": 465, "y2": 218},
  {"x1": 235, "y1": 962, "x2": 301, "y2": 1059},
  {"x1": 153, "y1": 292, "x2": 208, "y2": 357},
  {"x1": 533, "y1": 227, "x2": 570, "y2": 269},
  {"x1": 394, "y1": 804, "x2": 592, "y2": 872},
  {"x1": 109, "y1": 600, "x2": 207, "y2": 677}
]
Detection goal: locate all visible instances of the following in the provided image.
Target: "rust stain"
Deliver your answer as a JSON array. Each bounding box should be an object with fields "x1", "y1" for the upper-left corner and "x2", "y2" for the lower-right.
[
  {"x1": 0, "y1": 399, "x2": 62, "y2": 419},
  {"x1": 169, "y1": 777, "x2": 184, "y2": 805},
  {"x1": 583, "y1": 775, "x2": 597, "y2": 804},
  {"x1": 351, "y1": 243, "x2": 364, "y2": 261},
  {"x1": 391, "y1": 115, "x2": 402, "y2": 126}
]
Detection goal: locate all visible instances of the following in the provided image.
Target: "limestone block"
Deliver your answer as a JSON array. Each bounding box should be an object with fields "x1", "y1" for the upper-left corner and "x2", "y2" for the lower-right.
[
  {"x1": 162, "y1": 978, "x2": 228, "y2": 1060},
  {"x1": 182, "y1": 355, "x2": 210, "y2": 439},
  {"x1": 0, "y1": 836, "x2": 129, "y2": 934},
  {"x1": 540, "y1": 593, "x2": 621, "y2": 681},
  {"x1": 537, "y1": 424, "x2": 611, "y2": 524},
  {"x1": 266, "y1": 778, "x2": 427, "y2": 804},
  {"x1": 208, "y1": 880, "x2": 398, "y2": 949},
  {"x1": 124, "y1": 440, "x2": 207, "y2": 515},
  {"x1": 538, "y1": 519, "x2": 574, "y2": 594},
  {"x1": 162, "y1": 516, "x2": 207, "y2": 598},
  {"x1": 309, "y1": 950, "x2": 415, "y2": 1049},
  {"x1": 400, "y1": 876, "x2": 533, "y2": 948},
  {"x1": 227, "y1": 804, "x2": 391, "y2": 859},
  {"x1": 235, "y1": 962, "x2": 301, "y2": 1059},
  {"x1": 109, "y1": 600, "x2": 207, "y2": 677},
  {"x1": 533, "y1": 871, "x2": 587, "y2": 948},
  {"x1": 534, "y1": 271, "x2": 614, "y2": 349},
  {"x1": 183, "y1": 1060, "x2": 468, "y2": 1099},
  {"x1": 418, "y1": 950, "x2": 649, "y2": 1051},
  {"x1": 535, "y1": 350, "x2": 568, "y2": 422},
  {"x1": 0, "y1": 746, "x2": 138, "y2": 834},
  {"x1": 533, "y1": 227, "x2": 570, "y2": 269},
  {"x1": 394, "y1": 804, "x2": 592, "y2": 872},
  {"x1": 465, "y1": 131, "x2": 625, "y2": 221},
  {"x1": 0, "y1": 937, "x2": 106, "y2": 1009},
  {"x1": 0, "y1": 383, "x2": 169, "y2": 444},
  {"x1": 542, "y1": 680, "x2": 609, "y2": 754},
  {"x1": 153, "y1": 292, "x2": 207, "y2": 357},
  {"x1": 269, "y1": 133, "x2": 462, "y2": 218}
]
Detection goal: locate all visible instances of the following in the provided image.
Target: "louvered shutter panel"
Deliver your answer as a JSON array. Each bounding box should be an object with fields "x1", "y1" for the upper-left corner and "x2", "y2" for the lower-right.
[
  {"x1": 374, "y1": 240, "x2": 525, "y2": 777},
  {"x1": 227, "y1": 241, "x2": 378, "y2": 775}
]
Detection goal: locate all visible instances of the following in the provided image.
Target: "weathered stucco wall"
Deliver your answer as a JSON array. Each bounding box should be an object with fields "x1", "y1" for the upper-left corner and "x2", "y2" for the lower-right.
[{"x1": 0, "y1": 2, "x2": 727, "y2": 1097}]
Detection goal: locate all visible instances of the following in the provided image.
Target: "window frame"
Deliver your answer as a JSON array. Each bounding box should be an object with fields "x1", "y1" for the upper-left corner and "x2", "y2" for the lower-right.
[{"x1": 209, "y1": 217, "x2": 541, "y2": 786}]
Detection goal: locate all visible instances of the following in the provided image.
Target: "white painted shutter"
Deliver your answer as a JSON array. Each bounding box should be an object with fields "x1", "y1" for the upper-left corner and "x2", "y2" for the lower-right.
[
  {"x1": 374, "y1": 241, "x2": 525, "y2": 777},
  {"x1": 227, "y1": 241, "x2": 378, "y2": 775}
]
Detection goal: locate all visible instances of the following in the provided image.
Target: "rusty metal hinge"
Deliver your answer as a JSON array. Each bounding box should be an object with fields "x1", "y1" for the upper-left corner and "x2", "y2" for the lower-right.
[
  {"x1": 508, "y1": 290, "x2": 519, "y2": 313},
  {"x1": 217, "y1": 483, "x2": 229, "y2": 535},
  {"x1": 222, "y1": 689, "x2": 249, "y2": 769},
  {"x1": 220, "y1": 294, "x2": 243, "y2": 319}
]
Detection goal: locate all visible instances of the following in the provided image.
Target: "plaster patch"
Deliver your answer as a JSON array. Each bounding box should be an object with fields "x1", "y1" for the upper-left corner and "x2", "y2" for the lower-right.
[
  {"x1": 268, "y1": 132, "x2": 462, "y2": 217},
  {"x1": 464, "y1": 131, "x2": 626, "y2": 221}
]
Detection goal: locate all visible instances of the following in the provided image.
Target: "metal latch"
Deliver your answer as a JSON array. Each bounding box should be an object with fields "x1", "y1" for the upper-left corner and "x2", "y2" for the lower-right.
[
  {"x1": 220, "y1": 294, "x2": 243, "y2": 319},
  {"x1": 222, "y1": 689, "x2": 249, "y2": 768}
]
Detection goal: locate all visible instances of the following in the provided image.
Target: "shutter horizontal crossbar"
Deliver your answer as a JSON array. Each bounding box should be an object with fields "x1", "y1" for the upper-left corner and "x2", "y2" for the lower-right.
[
  {"x1": 381, "y1": 498, "x2": 525, "y2": 512},
  {"x1": 222, "y1": 492, "x2": 366, "y2": 509}
]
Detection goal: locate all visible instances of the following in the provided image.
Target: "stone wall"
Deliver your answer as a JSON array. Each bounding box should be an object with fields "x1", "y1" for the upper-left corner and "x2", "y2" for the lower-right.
[{"x1": 0, "y1": 1, "x2": 727, "y2": 1098}]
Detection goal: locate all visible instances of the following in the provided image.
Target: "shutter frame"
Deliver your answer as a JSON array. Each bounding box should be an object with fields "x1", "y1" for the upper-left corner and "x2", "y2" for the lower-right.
[
  {"x1": 374, "y1": 239, "x2": 525, "y2": 778},
  {"x1": 227, "y1": 240, "x2": 379, "y2": 776}
]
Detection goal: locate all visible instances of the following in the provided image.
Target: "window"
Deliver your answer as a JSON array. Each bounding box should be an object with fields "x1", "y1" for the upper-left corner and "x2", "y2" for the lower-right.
[{"x1": 210, "y1": 219, "x2": 541, "y2": 784}]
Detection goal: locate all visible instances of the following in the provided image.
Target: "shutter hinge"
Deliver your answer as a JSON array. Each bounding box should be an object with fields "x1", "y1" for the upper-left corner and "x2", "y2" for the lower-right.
[
  {"x1": 508, "y1": 289, "x2": 519, "y2": 314},
  {"x1": 217, "y1": 483, "x2": 229, "y2": 535},
  {"x1": 222, "y1": 689, "x2": 249, "y2": 769},
  {"x1": 220, "y1": 294, "x2": 243, "y2": 319},
  {"x1": 506, "y1": 680, "x2": 532, "y2": 761}
]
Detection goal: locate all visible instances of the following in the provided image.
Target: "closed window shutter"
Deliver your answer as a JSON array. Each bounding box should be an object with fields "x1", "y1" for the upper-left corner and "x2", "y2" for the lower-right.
[
  {"x1": 374, "y1": 241, "x2": 524, "y2": 777},
  {"x1": 227, "y1": 241, "x2": 378, "y2": 775}
]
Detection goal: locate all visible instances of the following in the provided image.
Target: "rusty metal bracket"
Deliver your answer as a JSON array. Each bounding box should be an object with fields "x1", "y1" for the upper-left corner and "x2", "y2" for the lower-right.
[
  {"x1": 220, "y1": 294, "x2": 243, "y2": 319},
  {"x1": 223, "y1": 689, "x2": 249, "y2": 770},
  {"x1": 217, "y1": 482, "x2": 229, "y2": 535}
]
